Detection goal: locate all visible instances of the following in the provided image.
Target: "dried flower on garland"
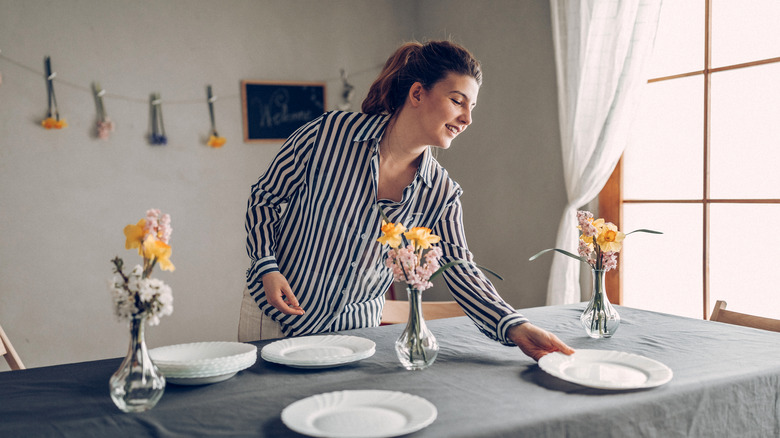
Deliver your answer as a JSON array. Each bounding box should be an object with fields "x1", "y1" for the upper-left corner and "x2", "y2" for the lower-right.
[
  {"x1": 92, "y1": 82, "x2": 115, "y2": 140},
  {"x1": 148, "y1": 93, "x2": 167, "y2": 145},
  {"x1": 41, "y1": 56, "x2": 67, "y2": 129},
  {"x1": 206, "y1": 85, "x2": 226, "y2": 148}
]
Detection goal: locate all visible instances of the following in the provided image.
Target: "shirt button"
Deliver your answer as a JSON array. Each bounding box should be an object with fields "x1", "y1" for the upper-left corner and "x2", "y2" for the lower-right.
[{"x1": 351, "y1": 262, "x2": 357, "y2": 268}]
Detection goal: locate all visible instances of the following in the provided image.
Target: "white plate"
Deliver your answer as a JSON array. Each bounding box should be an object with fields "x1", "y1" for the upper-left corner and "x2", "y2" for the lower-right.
[
  {"x1": 261, "y1": 335, "x2": 375, "y2": 368},
  {"x1": 282, "y1": 390, "x2": 437, "y2": 438},
  {"x1": 166, "y1": 372, "x2": 238, "y2": 386},
  {"x1": 538, "y1": 349, "x2": 673, "y2": 390}
]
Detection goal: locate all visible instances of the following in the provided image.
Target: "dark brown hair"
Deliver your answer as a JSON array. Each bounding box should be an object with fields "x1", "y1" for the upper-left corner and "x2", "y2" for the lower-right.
[{"x1": 361, "y1": 40, "x2": 482, "y2": 115}]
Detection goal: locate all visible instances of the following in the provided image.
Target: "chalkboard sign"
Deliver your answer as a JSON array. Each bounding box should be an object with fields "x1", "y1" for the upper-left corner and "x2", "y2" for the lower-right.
[{"x1": 241, "y1": 80, "x2": 326, "y2": 142}]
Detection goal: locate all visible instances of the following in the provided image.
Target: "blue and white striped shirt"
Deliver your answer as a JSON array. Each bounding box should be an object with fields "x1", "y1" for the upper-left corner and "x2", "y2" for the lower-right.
[{"x1": 245, "y1": 111, "x2": 528, "y2": 345}]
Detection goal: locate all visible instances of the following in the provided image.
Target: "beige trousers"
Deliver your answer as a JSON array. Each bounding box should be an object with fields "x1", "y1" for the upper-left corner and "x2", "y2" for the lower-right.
[{"x1": 237, "y1": 286, "x2": 285, "y2": 342}]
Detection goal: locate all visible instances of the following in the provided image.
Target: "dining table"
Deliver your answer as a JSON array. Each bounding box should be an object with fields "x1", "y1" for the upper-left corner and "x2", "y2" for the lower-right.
[{"x1": 2, "y1": 303, "x2": 780, "y2": 437}]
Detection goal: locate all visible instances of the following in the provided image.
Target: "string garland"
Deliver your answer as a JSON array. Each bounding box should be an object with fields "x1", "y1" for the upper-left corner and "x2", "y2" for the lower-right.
[
  {"x1": 0, "y1": 50, "x2": 382, "y2": 145},
  {"x1": 0, "y1": 50, "x2": 381, "y2": 105}
]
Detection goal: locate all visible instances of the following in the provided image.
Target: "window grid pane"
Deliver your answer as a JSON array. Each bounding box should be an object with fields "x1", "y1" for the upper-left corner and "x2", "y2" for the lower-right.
[
  {"x1": 622, "y1": 204, "x2": 703, "y2": 319},
  {"x1": 709, "y1": 63, "x2": 780, "y2": 199},
  {"x1": 646, "y1": 0, "x2": 704, "y2": 78},
  {"x1": 623, "y1": 76, "x2": 703, "y2": 200},
  {"x1": 711, "y1": 0, "x2": 780, "y2": 68},
  {"x1": 709, "y1": 204, "x2": 780, "y2": 319}
]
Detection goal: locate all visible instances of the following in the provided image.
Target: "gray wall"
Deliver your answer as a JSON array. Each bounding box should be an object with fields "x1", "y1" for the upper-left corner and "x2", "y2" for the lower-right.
[{"x1": 0, "y1": 0, "x2": 565, "y2": 370}]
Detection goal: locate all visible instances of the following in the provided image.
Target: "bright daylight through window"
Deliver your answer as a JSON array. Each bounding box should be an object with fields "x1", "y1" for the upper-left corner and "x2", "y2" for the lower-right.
[{"x1": 611, "y1": 0, "x2": 780, "y2": 319}]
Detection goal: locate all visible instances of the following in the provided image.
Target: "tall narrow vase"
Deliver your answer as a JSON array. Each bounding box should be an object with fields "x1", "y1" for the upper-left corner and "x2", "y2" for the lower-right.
[
  {"x1": 394, "y1": 287, "x2": 439, "y2": 370},
  {"x1": 580, "y1": 269, "x2": 621, "y2": 338},
  {"x1": 109, "y1": 315, "x2": 165, "y2": 412}
]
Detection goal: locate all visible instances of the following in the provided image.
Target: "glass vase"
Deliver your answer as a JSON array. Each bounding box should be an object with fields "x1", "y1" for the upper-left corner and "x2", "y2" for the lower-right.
[
  {"x1": 394, "y1": 287, "x2": 439, "y2": 370},
  {"x1": 109, "y1": 314, "x2": 165, "y2": 412},
  {"x1": 580, "y1": 269, "x2": 621, "y2": 338}
]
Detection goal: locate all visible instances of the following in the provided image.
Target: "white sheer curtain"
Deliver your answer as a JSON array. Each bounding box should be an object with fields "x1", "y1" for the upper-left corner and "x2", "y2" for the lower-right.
[{"x1": 547, "y1": 0, "x2": 662, "y2": 305}]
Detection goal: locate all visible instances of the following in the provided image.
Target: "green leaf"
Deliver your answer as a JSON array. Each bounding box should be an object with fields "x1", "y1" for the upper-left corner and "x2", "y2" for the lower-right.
[
  {"x1": 626, "y1": 228, "x2": 663, "y2": 236},
  {"x1": 528, "y1": 248, "x2": 589, "y2": 264},
  {"x1": 429, "y1": 260, "x2": 503, "y2": 283},
  {"x1": 376, "y1": 205, "x2": 391, "y2": 224}
]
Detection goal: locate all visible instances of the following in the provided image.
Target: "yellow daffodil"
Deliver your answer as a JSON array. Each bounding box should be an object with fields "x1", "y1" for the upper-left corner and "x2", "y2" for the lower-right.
[
  {"x1": 207, "y1": 135, "x2": 227, "y2": 148},
  {"x1": 124, "y1": 219, "x2": 147, "y2": 254},
  {"x1": 580, "y1": 234, "x2": 594, "y2": 245},
  {"x1": 377, "y1": 221, "x2": 407, "y2": 248},
  {"x1": 143, "y1": 237, "x2": 175, "y2": 272},
  {"x1": 596, "y1": 222, "x2": 625, "y2": 253},
  {"x1": 404, "y1": 227, "x2": 441, "y2": 250}
]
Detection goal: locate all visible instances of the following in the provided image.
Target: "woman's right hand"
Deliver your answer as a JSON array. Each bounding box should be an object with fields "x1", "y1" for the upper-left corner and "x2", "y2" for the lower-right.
[{"x1": 262, "y1": 272, "x2": 305, "y2": 315}]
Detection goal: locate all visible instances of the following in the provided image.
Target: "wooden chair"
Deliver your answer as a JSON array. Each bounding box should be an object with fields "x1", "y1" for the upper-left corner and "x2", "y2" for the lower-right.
[
  {"x1": 381, "y1": 299, "x2": 466, "y2": 325},
  {"x1": 709, "y1": 300, "x2": 780, "y2": 333},
  {"x1": 0, "y1": 323, "x2": 25, "y2": 370}
]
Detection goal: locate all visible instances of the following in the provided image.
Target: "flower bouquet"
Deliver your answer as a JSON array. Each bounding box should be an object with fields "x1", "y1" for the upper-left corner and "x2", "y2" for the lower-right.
[
  {"x1": 377, "y1": 217, "x2": 500, "y2": 370},
  {"x1": 530, "y1": 210, "x2": 660, "y2": 338},
  {"x1": 108, "y1": 209, "x2": 174, "y2": 413}
]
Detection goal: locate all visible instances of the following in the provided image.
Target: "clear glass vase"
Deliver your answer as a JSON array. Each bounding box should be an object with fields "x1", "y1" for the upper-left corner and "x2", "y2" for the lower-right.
[
  {"x1": 580, "y1": 269, "x2": 621, "y2": 338},
  {"x1": 109, "y1": 314, "x2": 165, "y2": 412},
  {"x1": 394, "y1": 287, "x2": 439, "y2": 370}
]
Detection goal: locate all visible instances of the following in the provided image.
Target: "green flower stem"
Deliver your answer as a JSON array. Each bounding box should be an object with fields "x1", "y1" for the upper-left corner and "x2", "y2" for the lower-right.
[
  {"x1": 590, "y1": 269, "x2": 608, "y2": 335},
  {"x1": 405, "y1": 288, "x2": 428, "y2": 364}
]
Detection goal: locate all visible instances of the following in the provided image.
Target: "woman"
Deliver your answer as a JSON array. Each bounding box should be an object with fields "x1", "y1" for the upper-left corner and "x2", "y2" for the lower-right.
[{"x1": 242, "y1": 40, "x2": 573, "y2": 361}]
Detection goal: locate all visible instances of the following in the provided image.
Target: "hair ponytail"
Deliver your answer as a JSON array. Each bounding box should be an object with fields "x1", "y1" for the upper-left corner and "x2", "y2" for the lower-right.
[{"x1": 362, "y1": 40, "x2": 482, "y2": 116}]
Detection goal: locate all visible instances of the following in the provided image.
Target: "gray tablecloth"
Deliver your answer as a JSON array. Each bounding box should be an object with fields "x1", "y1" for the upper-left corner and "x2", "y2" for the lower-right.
[{"x1": 2, "y1": 304, "x2": 780, "y2": 437}]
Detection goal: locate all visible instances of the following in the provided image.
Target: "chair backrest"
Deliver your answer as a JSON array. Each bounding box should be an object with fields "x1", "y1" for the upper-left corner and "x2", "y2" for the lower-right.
[
  {"x1": 381, "y1": 300, "x2": 466, "y2": 325},
  {"x1": 0, "y1": 323, "x2": 25, "y2": 370},
  {"x1": 709, "y1": 300, "x2": 780, "y2": 333}
]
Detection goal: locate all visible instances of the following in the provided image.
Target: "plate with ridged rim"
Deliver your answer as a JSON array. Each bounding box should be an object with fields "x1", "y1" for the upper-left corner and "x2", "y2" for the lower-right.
[
  {"x1": 261, "y1": 335, "x2": 375, "y2": 368},
  {"x1": 538, "y1": 349, "x2": 673, "y2": 390},
  {"x1": 281, "y1": 390, "x2": 437, "y2": 438}
]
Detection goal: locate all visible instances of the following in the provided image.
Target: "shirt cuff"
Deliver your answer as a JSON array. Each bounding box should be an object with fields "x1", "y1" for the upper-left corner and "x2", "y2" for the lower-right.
[
  {"x1": 246, "y1": 256, "x2": 279, "y2": 288},
  {"x1": 497, "y1": 313, "x2": 529, "y2": 346}
]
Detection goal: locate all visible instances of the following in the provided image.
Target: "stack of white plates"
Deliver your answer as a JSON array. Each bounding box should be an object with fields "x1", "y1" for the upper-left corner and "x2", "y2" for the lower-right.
[{"x1": 149, "y1": 342, "x2": 257, "y2": 385}]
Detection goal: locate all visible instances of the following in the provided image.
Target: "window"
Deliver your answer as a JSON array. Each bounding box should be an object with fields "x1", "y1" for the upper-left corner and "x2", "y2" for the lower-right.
[{"x1": 602, "y1": 0, "x2": 780, "y2": 319}]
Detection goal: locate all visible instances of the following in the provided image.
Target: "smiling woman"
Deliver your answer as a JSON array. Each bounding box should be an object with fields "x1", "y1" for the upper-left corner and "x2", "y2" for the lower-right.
[{"x1": 241, "y1": 39, "x2": 574, "y2": 362}]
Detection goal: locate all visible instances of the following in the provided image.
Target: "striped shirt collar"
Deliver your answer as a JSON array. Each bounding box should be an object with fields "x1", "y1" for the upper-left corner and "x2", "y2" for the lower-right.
[{"x1": 353, "y1": 113, "x2": 435, "y2": 189}]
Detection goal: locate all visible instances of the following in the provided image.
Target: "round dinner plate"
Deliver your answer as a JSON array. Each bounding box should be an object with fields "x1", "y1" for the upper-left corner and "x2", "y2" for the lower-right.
[
  {"x1": 261, "y1": 335, "x2": 375, "y2": 368},
  {"x1": 281, "y1": 390, "x2": 437, "y2": 438},
  {"x1": 538, "y1": 349, "x2": 673, "y2": 390}
]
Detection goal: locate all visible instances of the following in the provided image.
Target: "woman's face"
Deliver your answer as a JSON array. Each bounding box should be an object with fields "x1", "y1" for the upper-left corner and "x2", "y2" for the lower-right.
[{"x1": 414, "y1": 73, "x2": 480, "y2": 149}]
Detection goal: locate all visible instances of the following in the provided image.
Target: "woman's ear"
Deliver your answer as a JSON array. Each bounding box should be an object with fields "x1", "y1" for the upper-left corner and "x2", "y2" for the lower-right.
[{"x1": 408, "y1": 82, "x2": 425, "y2": 108}]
